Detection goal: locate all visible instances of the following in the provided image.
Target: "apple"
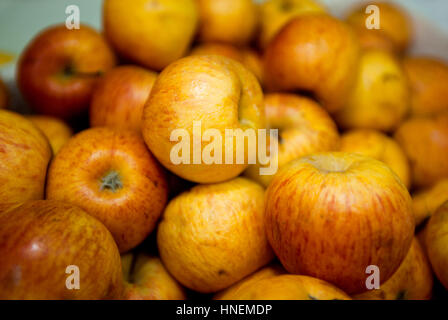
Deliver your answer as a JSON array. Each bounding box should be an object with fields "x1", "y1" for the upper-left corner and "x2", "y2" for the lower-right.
[
  {"x1": 351, "y1": 26, "x2": 397, "y2": 54},
  {"x1": 354, "y1": 238, "x2": 433, "y2": 300},
  {"x1": 346, "y1": 2, "x2": 413, "y2": 53},
  {"x1": 196, "y1": 0, "x2": 258, "y2": 46},
  {"x1": 46, "y1": 127, "x2": 168, "y2": 253},
  {"x1": 340, "y1": 129, "x2": 411, "y2": 189},
  {"x1": 214, "y1": 263, "x2": 285, "y2": 300},
  {"x1": 426, "y1": 201, "x2": 448, "y2": 290},
  {"x1": 217, "y1": 275, "x2": 351, "y2": 300},
  {"x1": 0, "y1": 110, "x2": 52, "y2": 214},
  {"x1": 122, "y1": 253, "x2": 186, "y2": 300},
  {"x1": 413, "y1": 179, "x2": 448, "y2": 226},
  {"x1": 157, "y1": 177, "x2": 273, "y2": 293},
  {"x1": 394, "y1": 113, "x2": 448, "y2": 188},
  {"x1": 90, "y1": 66, "x2": 158, "y2": 132},
  {"x1": 103, "y1": 0, "x2": 198, "y2": 71},
  {"x1": 403, "y1": 57, "x2": 448, "y2": 117},
  {"x1": 264, "y1": 14, "x2": 360, "y2": 113},
  {"x1": 189, "y1": 43, "x2": 264, "y2": 84},
  {"x1": 0, "y1": 77, "x2": 8, "y2": 109},
  {"x1": 258, "y1": 0, "x2": 327, "y2": 49},
  {"x1": 265, "y1": 152, "x2": 415, "y2": 294},
  {"x1": 335, "y1": 50, "x2": 409, "y2": 132},
  {"x1": 244, "y1": 93, "x2": 340, "y2": 187},
  {"x1": 0, "y1": 200, "x2": 123, "y2": 299},
  {"x1": 142, "y1": 55, "x2": 264, "y2": 184},
  {"x1": 28, "y1": 115, "x2": 73, "y2": 155},
  {"x1": 17, "y1": 24, "x2": 116, "y2": 120}
]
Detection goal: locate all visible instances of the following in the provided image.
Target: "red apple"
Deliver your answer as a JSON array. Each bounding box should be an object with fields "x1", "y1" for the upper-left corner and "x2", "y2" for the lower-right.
[
  {"x1": 46, "y1": 127, "x2": 168, "y2": 253},
  {"x1": 0, "y1": 200, "x2": 123, "y2": 299},
  {"x1": 17, "y1": 24, "x2": 116, "y2": 119},
  {"x1": 0, "y1": 110, "x2": 52, "y2": 214},
  {"x1": 90, "y1": 65, "x2": 158, "y2": 132},
  {"x1": 265, "y1": 152, "x2": 415, "y2": 294},
  {"x1": 0, "y1": 77, "x2": 8, "y2": 109}
]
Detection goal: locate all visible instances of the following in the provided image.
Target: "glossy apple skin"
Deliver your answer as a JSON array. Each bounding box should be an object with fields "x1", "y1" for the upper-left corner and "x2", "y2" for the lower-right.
[
  {"x1": 28, "y1": 115, "x2": 73, "y2": 155},
  {"x1": 340, "y1": 129, "x2": 411, "y2": 189},
  {"x1": 354, "y1": 238, "x2": 433, "y2": 300},
  {"x1": 197, "y1": 0, "x2": 258, "y2": 46},
  {"x1": 426, "y1": 201, "x2": 448, "y2": 290},
  {"x1": 0, "y1": 77, "x2": 8, "y2": 109},
  {"x1": 413, "y1": 179, "x2": 448, "y2": 226},
  {"x1": 214, "y1": 263, "x2": 285, "y2": 300},
  {"x1": 90, "y1": 66, "x2": 157, "y2": 132},
  {"x1": 264, "y1": 15, "x2": 360, "y2": 113},
  {"x1": 346, "y1": 2, "x2": 412, "y2": 53},
  {"x1": 335, "y1": 50, "x2": 409, "y2": 132},
  {"x1": 258, "y1": 0, "x2": 327, "y2": 49},
  {"x1": 0, "y1": 200, "x2": 123, "y2": 299},
  {"x1": 104, "y1": 0, "x2": 198, "y2": 71},
  {"x1": 142, "y1": 55, "x2": 264, "y2": 184},
  {"x1": 122, "y1": 253, "x2": 186, "y2": 300},
  {"x1": 265, "y1": 152, "x2": 415, "y2": 294},
  {"x1": 394, "y1": 113, "x2": 448, "y2": 188},
  {"x1": 0, "y1": 110, "x2": 52, "y2": 214},
  {"x1": 403, "y1": 57, "x2": 448, "y2": 117},
  {"x1": 17, "y1": 24, "x2": 116, "y2": 120},
  {"x1": 157, "y1": 178, "x2": 273, "y2": 293},
  {"x1": 245, "y1": 93, "x2": 340, "y2": 187},
  {"x1": 217, "y1": 275, "x2": 351, "y2": 300},
  {"x1": 46, "y1": 127, "x2": 168, "y2": 253}
]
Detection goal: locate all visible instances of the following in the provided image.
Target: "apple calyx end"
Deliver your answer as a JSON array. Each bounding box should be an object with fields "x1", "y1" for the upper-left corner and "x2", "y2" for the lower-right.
[{"x1": 100, "y1": 171, "x2": 123, "y2": 192}]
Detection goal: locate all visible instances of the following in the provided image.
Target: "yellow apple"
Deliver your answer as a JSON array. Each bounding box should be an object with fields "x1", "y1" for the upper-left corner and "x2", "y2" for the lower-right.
[
  {"x1": 103, "y1": 0, "x2": 199, "y2": 71},
  {"x1": 157, "y1": 178, "x2": 273, "y2": 293},
  {"x1": 335, "y1": 50, "x2": 410, "y2": 132},
  {"x1": 264, "y1": 14, "x2": 360, "y2": 113},
  {"x1": 258, "y1": 0, "x2": 327, "y2": 49},
  {"x1": 413, "y1": 179, "x2": 448, "y2": 226},
  {"x1": 245, "y1": 93, "x2": 340, "y2": 187},
  {"x1": 354, "y1": 238, "x2": 433, "y2": 300},
  {"x1": 265, "y1": 152, "x2": 414, "y2": 294},
  {"x1": 340, "y1": 129, "x2": 411, "y2": 188},
  {"x1": 142, "y1": 55, "x2": 264, "y2": 183},
  {"x1": 196, "y1": 0, "x2": 258, "y2": 46},
  {"x1": 28, "y1": 115, "x2": 73, "y2": 154}
]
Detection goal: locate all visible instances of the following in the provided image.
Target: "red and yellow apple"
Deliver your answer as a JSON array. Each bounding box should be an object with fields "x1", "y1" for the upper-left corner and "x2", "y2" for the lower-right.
[
  {"x1": 412, "y1": 179, "x2": 448, "y2": 226},
  {"x1": 264, "y1": 14, "x2": 360, "y2": 113},
  {"x1": 265, "y1": 152, "x2": 415, "y2": 294},
  {"x1": 426, "y1": 201, "x2": 448, "y2": 290},
  {"x1": 17, "y1": 24, "x2": 116, "y2": 119},
  {"x1": 122, "y1": 253, "x2": 186, "y2": 300},
  {"x1": 142, "y1": 55, "x2": 264, "y2": 183},
  {"x1": 354, "y1": 238, "x2": 433, "y2": 300},
  {"x1": 340, "y1": 129, "x2": 411, "y2": 189},
  {"x1": 196, "y1": 0, "x2": 258, "y2": 46},
  {"x1": 0, "y1": 200, "x2": 123, "y2": 299},
  {"x1": 28, "y1": 115, "x2": 73, "y2": 154},
  {"x1": 217, "y1": 275, "x2": 351, "y2": 300},
  {"x1": 245, "y1": 93, "x2": 340, "y2": 187},
  {"x1": 0, "y1": 110, "x2": 52, "y2": 214},
  {"x1": 46, "y1": 127, "x2": 168, "y2": 253},
  {"x1": 258, "y1": 0, "x2": 327, "y2": 49},
  {"x1": 335, "y1": 49, "x2": 409, "y2": 132},
  {"x1": 394, "y1": 113, "x2": 448, "y2": 188},
  {"x1": 157, "y1": 178, "x2": 273, "y2": 293},
  {"x1": 0, "y1": 77, "x2": 8, "y2": 109},
  {"x1": 403, "y1": 56, "x2": 448, "y2": 117},
  {"x1": 346, "y1": 2, "x2": 413, "y2": 53},
  {"x1": 352, "y1": 27, "x2": 397, "y2": 54},
  {"x1": 90, "y1": 65, "x2": 158, "y2": 132},
  {"x1": 103, "y1": 0, "x2": 198, "y2": 71}
]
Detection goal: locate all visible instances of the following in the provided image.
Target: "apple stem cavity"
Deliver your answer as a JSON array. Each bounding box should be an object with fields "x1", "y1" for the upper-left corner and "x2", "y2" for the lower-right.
[
  {"x1": 100, "y1": 171, "x2": 123, "y2": 192},
  {"x1": 62, "y1": 64, "x2": 103, "y2": 79}
]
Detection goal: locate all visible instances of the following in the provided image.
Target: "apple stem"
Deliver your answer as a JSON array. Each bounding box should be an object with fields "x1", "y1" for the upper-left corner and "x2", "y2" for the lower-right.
[{"x1": 100, "y1": 171, "x2": 123, "y2": 192}]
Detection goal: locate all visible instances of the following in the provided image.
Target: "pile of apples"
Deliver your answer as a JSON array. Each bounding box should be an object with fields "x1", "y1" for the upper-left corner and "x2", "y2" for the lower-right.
[{"x1": 0, "y1": 0, "x2": 448, "y2": 300}]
